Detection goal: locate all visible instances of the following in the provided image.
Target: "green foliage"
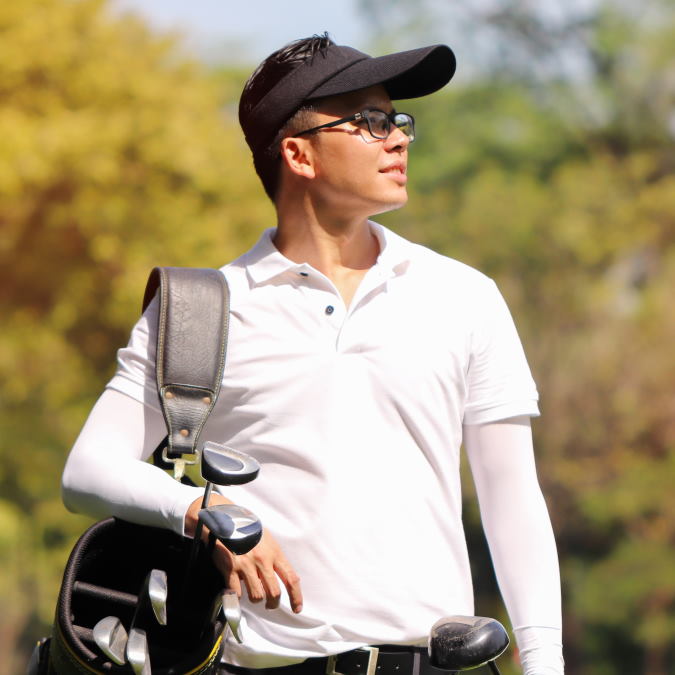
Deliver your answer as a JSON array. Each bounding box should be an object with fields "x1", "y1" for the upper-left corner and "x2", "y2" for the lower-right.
[
  {"x1": 0, "y1": 1, "x2": 272, "y2": 670},
  {"x1": 374, "y1": 2, "x2": 675, "y2": 670}
]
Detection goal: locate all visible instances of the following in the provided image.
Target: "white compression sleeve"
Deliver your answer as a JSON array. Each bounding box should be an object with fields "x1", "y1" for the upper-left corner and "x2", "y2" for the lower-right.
[
  {"x1": 62, "y1": 388, "x2": 205, "y2": 536},
  {"x1": 464, "y1": 417, "x2": 564, "y2": 675}
]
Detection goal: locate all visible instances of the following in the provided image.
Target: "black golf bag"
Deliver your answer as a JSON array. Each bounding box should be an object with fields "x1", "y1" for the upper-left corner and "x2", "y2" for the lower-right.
[
  {"x1": 36, "y1": 518, "x2": 226, "y2": 674},
  {"x1": 31, "y1": 268, "x2": 231, "y2": 674}
]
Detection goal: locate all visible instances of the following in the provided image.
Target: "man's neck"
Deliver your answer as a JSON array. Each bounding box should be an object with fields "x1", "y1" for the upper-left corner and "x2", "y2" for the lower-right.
[{"x1": 274, "y1": 202, "x2": 380, "y2": 307}]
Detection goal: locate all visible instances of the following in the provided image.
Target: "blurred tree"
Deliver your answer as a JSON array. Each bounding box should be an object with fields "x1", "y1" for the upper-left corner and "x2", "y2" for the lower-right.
[
  {"x1": 359, "y1": 0, "x2": 675, "y2": 672},
  {"x1": 0, "y1": 0, "x2": 271, "y2": 670}
]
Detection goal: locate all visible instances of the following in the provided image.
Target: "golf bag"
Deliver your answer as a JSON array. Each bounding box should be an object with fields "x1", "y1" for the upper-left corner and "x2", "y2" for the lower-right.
[{"x1": 32, "y1": 267, "x2": 231, "y2": 674}]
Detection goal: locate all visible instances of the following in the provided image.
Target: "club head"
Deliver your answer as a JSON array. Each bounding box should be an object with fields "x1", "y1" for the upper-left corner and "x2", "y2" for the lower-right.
[
  {"x1": 201, "y1": 442, "x2": 260, "y2": 486},
  {"x1": 126, "y1": 627, "x2": 151, "y2": 675},
  {"x1": 207, "y1": 591, "x2": 223, "y2": 624},
  {"x1": 223, "y1": 588, "x2": 243, "y2": 643},
  {"x1": 198, "y1": 503, "x2": 263, "y2": 555},
  {"x1": 428, "y1": 615, "x2": 509, "y2": 671},
  {"x1": 147, "y1": 569, "x2": 168, "y2": 625},
  {"x1": 92, "y1": 616, "x2": 128, "y2": 666}
]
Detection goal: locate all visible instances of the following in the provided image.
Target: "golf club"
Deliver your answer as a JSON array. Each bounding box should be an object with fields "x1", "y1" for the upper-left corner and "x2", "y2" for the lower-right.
[
  {"x1": 124, "y1": 568, "x2": 167, "y2": 673},
  {"x1": 204, "y1": 587, "x2": 244, "y2": 647},
  {"x1": 147, "y1": 568, "x2": 168, "y2": 626},
  {"x1": 223, "y1": 588, "x2": 243, "y2": 643},
  {"x1": 126, "y1": 627, "x2": 151, "y2": 675},
  {"x1": 131, "y1": 568, "x2": 168, "y2": 628},
  {"x1": 199, "y1": 503, "x2": 262, "y2": 556},
  {"x1": 92, "y1": 616, "x2": 128, "y2": 666},
  {"x1": 185, "y1": 442, "x2": 260, "y2": 580},
  {"x1": 428, "y1": 615, "x2": 509, "y2": 674}
]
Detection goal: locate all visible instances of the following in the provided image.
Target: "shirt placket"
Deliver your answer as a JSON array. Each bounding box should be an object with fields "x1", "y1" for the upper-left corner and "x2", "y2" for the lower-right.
[{"x1": 294, "y1": 265, "x2": 395, "y2": 352}]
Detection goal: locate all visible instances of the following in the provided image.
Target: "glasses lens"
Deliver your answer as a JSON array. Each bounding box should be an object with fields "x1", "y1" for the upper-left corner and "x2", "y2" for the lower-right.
[
  {"x1": 393, "y1": 113, "x2": 415, "y2": 142},
  {"x1": 365, "y1": 110, "x2": 390, "y2": 139}
]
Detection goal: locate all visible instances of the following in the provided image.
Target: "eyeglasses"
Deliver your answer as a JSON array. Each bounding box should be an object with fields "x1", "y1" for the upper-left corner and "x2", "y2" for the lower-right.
[{"x1": 294, "y1": 108, "x2": 416, "y2": 143}]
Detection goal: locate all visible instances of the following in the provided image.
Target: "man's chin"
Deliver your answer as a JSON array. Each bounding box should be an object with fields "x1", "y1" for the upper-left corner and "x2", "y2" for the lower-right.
[{"x1": 371, "y1": 194, "x2": 408, "y2": 217}]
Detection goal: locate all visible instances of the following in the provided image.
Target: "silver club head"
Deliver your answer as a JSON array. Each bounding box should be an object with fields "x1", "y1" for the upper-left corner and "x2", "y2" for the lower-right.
[
  {"x1": 148, "y1": 569, "x2": 168, "y2": 625},
  {"x1": 201, "y1": 442, "x2": 260, "y2": 486},
  {"x1": 126, "y1": 627, "x2": 151, "y2": 675},
  {"x1": 198, "y1": 503, "x2": 263, "y2": 555},
  {"x1": 208, "y1": 591, "x2": 224, "y2": 625},
  {"x1": 223, "y1": 588, "x2": 243, "y2": 643},
  {"x1": 93, "y1": 616, "x2": 128, "y2": 666}
]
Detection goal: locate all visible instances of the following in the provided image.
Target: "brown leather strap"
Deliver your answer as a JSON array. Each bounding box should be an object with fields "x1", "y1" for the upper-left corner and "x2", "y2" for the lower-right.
[{"x1": 143, "y1": 267, "x2": 229, "y2": 460}]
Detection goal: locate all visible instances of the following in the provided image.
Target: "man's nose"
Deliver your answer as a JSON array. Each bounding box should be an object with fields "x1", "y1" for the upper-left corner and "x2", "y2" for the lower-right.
[{"x1": 385, "y1": 125, "x2": 410, "y2": 151}]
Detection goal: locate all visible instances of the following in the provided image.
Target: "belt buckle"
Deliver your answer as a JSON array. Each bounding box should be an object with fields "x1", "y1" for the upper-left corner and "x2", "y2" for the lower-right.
[{"x1": 325, "y1": 647, "x2": 380, "y2": 675}]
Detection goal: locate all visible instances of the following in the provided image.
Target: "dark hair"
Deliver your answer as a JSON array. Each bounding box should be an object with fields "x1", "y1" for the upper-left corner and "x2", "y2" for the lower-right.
[{"x1": 240, "y1": 33, "x2": 335, "y2": 200}]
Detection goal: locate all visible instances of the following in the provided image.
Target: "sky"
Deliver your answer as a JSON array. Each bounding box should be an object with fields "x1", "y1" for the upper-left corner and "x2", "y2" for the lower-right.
[
  {"x1": 110, "y1": 0, "x2": 371, "y2": 65},
  {"x1": 108, "y1": 0, "x2": 601, "y2": 84}
]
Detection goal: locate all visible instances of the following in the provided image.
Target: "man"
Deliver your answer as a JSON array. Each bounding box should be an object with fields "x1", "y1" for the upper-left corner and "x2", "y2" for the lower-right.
[{"x1": 63, "y1": 34, "x2": 563, "y2": 674}]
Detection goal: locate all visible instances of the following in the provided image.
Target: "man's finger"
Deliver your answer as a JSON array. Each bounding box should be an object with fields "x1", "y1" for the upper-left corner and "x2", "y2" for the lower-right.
[
  {"x1": 227, "y1": 570, "x2": 242, "y2": 598},
  {"x1": 237, "y1": 559, "x2": 265, "y2": 603},
  {"x1": 257, "y1": 565, "x2": 282, "y2": 609},
  {"x1": 275, "y1": 560, "x2": 303, "y2": 613}
]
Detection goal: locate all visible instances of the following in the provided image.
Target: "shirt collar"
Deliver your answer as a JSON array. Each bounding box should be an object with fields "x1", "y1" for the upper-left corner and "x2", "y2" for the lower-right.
[{"x1": 244, "y1": 221, "x2": 413, "y2": 287}]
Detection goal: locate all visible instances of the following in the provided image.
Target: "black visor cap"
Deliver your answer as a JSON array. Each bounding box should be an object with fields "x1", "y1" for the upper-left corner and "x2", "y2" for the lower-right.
[{"x1": 240, "y1": 42, "x2": 456, "y2": 154}]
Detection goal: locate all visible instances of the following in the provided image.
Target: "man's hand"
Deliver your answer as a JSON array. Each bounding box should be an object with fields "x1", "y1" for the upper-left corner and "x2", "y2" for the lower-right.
[{"x1": 185, "y1": 494, "x2": 303, "y2": 613}]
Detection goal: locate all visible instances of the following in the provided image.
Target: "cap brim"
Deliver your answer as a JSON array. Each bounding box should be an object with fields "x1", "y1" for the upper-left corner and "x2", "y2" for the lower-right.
[{"x1": 310, "y1": 44, "x2": 456, "y2": 101}]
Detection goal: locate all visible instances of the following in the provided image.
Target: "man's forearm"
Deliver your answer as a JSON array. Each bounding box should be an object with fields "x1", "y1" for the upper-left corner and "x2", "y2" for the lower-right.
[
  {"x1": 464, "y1": 417, "x2": 564, "y2": 674},
  {"x1": 62, "y1": 388, "x2": 204, "y2": 535}
]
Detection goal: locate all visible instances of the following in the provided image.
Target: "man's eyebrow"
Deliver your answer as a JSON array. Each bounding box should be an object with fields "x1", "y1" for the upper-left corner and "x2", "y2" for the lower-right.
[{"x1": 362, "y1": 106, "x2": 396, "y2": 114}]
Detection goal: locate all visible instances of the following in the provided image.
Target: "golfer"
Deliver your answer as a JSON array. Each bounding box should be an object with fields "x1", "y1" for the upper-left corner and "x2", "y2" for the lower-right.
[{"x1": 63, "y1": 34, "x2": 564, "y2": 675}]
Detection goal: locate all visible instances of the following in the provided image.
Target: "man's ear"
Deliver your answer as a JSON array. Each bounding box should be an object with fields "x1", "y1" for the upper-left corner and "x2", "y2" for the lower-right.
[{"x1": 280, "y1": 137, "x2": 316, "y2": 180}]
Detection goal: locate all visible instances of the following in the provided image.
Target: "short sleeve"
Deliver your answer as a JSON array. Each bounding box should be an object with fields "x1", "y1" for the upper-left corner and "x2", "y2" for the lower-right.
[{"x1": 463, "y1": 279, "x2": 539, "y2": 425}]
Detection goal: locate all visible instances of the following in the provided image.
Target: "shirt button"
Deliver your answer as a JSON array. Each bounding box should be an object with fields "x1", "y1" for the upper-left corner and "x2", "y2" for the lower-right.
[{"x1": 325, "y1": 305, "x2": 335, "y2": 315}]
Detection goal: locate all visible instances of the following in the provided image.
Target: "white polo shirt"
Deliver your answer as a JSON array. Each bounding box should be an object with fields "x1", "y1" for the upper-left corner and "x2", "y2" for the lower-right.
[{"x1": 108, "y1": 222, "x2": 539, "y2": 667}]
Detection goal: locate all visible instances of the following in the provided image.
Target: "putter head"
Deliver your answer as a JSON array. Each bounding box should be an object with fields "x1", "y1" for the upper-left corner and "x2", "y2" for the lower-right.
[
  {"x1": 126, "y1": 627, "x2": 151, "y2": 675},
  {"x1": 201, "y1": 442, "x2": 260, "y2": 486},
  {"x1": 428, "y1": 616, "x2": 509, "y2": 671},
  {"x1": 198, "y1": 503, "x2": 263, "y2": 555},
  {"x1": 147, "y1": 569, "x2": 168, "y2": 625},
  {"x1": 223, "y1": 588, "x2": 243, "y2": 643},
  {"x1": 93, "y1": 616, "x2": 128, "y2": 666}
]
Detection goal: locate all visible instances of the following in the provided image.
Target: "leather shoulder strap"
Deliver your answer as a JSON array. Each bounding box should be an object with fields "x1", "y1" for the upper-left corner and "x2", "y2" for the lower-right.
[{"x1": 143, "y1": 267, "x2": 229, "y2": 460}]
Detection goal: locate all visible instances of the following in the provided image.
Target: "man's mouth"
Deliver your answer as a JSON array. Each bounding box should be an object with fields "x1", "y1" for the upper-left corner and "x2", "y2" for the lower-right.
[
  {"x1": 380, "y1": 163, "x2": 408, "y2": 185},
  {"x1": 380, "y1": 163, "x2": 406, "y2": 174}
]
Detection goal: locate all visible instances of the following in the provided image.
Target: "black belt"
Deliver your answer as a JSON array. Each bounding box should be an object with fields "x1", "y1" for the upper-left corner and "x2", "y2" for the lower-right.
[{"x1": 222, "y1": 645, "x2": 453, "y2": 675}]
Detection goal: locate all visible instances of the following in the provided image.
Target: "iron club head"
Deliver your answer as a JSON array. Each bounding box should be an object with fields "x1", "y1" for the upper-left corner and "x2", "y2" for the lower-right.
[
  {"x1": 92, "y1": 616, "x2": 128, "y2": 666},
  {"x1": 126, "y1": 627, "x2": 151, "y2": 675},
  {"x1": 205, "y1": 588, "x2": 243, "y2": 644},
  {"x1": 223, "y1": 588, "x2": 243, "y2": 643},
  {"x1": 147, "y1": 569, "x2": 168, "y2": 626}
]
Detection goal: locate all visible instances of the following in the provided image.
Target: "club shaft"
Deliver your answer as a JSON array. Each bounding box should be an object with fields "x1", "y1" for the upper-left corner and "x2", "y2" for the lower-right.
[
  {"x1": 181, "y1": 481, "x2": 214, "y2": 605},
  {"x1": 192, "y1": 481, "x2": 213, "y2": 561},
  {"x1": 191, "y1": 481, "x2": 214, "y2": 557},
  {"x1": 202, "y1": 482, "x2": 214, "y2": 509}
]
